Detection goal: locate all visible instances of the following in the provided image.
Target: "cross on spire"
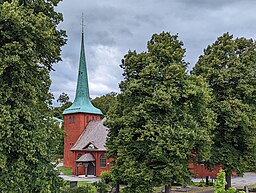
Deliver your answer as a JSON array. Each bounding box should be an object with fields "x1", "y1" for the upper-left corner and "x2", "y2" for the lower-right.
[{"x1": 81, "y1": 13, "x2": 85, "y2": 33}]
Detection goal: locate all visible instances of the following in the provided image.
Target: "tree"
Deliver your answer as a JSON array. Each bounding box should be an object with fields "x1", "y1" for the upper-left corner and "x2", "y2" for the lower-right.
[
  {"x1": 57, "y1": 92, "x2": 70, "y2": 105},
  {"x1": 192, "y1": 33, "x2": 256, "y2": 189},
  {"x1": 52, "y1": 92, "x2": 72, "y2": 159},
  {"x1": 0, "y1": 0, "x2": 66, "y2": 192},
  {"x1": 106, "y1": 32, "x2": 215, "y2": 193},
  {"x1": 53, "y1": 92, "x2": 72, "y2": 119},
  {"x1": 92, "y1": 92, "x2": 117, "y2": 115}
]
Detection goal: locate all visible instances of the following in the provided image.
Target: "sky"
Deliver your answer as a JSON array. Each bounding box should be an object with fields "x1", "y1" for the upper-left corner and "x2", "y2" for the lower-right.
[{"x1": 50, "y1": 0, "x2": 256, "y2": 105}]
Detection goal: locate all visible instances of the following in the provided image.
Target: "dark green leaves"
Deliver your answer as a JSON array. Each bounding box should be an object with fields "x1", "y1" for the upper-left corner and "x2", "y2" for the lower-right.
[
  {"x1": 107, "y1": 32, "x2": 214, "y2": 193},
  {"x1": 192, "y1": 33, "x2": 256, "y2": 178},
  {"x1": 0, "y1": 0, "x2": 66, "y2": 192}
]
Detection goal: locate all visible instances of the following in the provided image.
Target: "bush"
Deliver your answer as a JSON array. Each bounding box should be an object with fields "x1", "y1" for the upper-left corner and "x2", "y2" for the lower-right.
[
  {"x1": 199, "y1": 180, "x2": 205, "y2": 187},
  {"x1": 62, "y1": 183, "x2": 96, "y2": 193},
  {"x1": 100, "y1": 171, "x2": 113, "y2": 184},
  {"x1": 214, "y1": 170, "x2": 226, "y2": 193},
  {"x1": 214, "y1": 170, "x2": 244, "y2": 193},
  {"x1": 93, "y1": 180, "x2": 111, "y2": 193}
]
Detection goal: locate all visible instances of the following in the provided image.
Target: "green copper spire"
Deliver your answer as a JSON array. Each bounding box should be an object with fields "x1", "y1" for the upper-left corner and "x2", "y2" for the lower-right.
[{"x1": 63, "y1": 23, "x2": 102, "y2": 115}]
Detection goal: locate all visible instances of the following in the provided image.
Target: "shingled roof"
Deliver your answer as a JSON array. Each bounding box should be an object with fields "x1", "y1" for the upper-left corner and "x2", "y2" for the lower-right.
[
  {"x1": 71, "y1": 119, "x2": 109, "y2": 151},
  {"x1": 76, "y1": 153, "x2": 95, "y2": 162}
]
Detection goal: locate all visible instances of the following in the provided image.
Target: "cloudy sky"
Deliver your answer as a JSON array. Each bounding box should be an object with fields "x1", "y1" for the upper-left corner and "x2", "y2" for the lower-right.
[{"x1": 50, "y1": 0, "x2": 256, "y2": 105}]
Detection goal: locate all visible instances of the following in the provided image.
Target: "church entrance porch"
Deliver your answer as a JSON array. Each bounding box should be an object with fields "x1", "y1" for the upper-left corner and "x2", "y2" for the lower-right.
[{"x1": 75, "y1": 153, "x2": 96, "y2": 176}]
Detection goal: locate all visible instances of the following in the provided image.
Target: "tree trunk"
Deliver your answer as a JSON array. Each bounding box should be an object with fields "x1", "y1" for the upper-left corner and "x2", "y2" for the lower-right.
[
  {"x1": 115, "y1": 180, "x2": 119, "y2": 193},
  {"x1": 206, "y1": 176, "x2": 209, "y2": 186},
  {"x1": 165, "y1": 183, "x2": 171, "y2": 193},
  {"x1": 225, "y1": 173, "x2": 231, "y2": 190}
]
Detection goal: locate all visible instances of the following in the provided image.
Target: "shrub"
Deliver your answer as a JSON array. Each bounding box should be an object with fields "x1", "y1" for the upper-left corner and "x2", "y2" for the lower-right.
[
  {"x1": 62, "y1": 183, "x2": 96, "y2": 193},
  {"x1": 214, "y1": 170, "x2": 245, "y2": 193},
  {"x1": 93, "y1": 180, "x2": 111, "y2": 193},
  {"x1": 199, "y1": 180, "x2": 205, "y2": 187},
  {"x1": 100, "y1": 171, "x2": 113, "y2": 184},
  {"x1": 214, "y1": 170, "x2": 226, "y2": 193}
]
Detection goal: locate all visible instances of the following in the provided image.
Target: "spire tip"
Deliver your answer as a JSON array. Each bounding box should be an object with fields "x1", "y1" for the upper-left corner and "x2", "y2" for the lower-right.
[{"x1": 81, "y1": 13, "x2": 85, "y2": 33}]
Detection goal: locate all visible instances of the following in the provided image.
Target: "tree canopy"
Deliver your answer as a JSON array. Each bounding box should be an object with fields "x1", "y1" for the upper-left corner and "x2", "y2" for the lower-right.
[
  {"x1": 53, "y1": 92, "x2": 72, "y2": 119},
  {"x1": 192, "y1": 33, "x2": 256, "y2": 188},
  {"x1": 0, "y1": 0, "x2": 66, "y2": 192},
  {"x1": 106, "y1": 32, "x2": 215, "y2": 193},
  {"x1": 92, "y1": 92, "x2": 117, "y2": 115}
]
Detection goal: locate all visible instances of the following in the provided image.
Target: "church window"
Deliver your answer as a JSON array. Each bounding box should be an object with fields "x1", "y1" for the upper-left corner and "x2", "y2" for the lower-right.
[
  {"x1": 86, "y1": 116, "x2": 89, "y2": 123},
  {"x1": 92, "y1": 116, "x2": 94, "y2": 121},
  {"x1": 69, "y1": 116, "x2": 75, "y2": 124},
  {"x1": 100, "y1": 154, "x2": 106, "y2": 168}
]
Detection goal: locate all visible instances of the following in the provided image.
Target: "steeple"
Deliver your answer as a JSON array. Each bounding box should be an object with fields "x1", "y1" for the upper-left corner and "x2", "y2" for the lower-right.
[{"x1": 63, "y1": 19, "x2": 102, "y2": 115}]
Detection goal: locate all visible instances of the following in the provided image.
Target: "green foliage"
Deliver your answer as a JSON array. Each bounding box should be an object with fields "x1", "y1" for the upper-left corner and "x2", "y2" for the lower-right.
[
  {"x1": 198, "y1": 180, "x2": 206, "y2": 187},
  {"x1": 214, "y1": 170, "x2": 242, "y2": 193},
  {"x1": 0, "y1": 0, "x2": 66, "y2": 192},
  {"x1": 193, "y1": 180, "x2": 214, "y2": 187},
  {"x1": 93, "y1": 180, "x2": 112, "y2": 193},
  {"x1": 100, "y1": 170, "x2": 113, "y2": 183},
  {"x1": 192, "y1": 33, "x2": 256, "y2": 185},
  {"x1": 53, "y1": 92, "x2": 72, "y2": 119},
  {"x1": 57, "y1": 92, "x2": 70, "y2": 105},
  {"x1": 62, "y1": 183, "x2": 96, "y2": 193},
  {"x1": 51, "y1": 92, "x2": 71, "y2": 158},
  {"x1": 214, "y1": 170, "x2": 226, "y2": 193},
  {"x1": 107, "y1": 32, "x2": 215, "y2": 193},
  {"x1": 249, "y1": 184, "x2": 256, "y2": 188},
  {"x1": 92, "y1": 92, "x2": 117, "y2": 115},
  {"x1": 94, "y1": 171, "x2": 115, "y2": 192}
]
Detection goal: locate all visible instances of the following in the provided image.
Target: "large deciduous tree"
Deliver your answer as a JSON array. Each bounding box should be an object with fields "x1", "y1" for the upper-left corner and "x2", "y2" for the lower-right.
[
  {"x1": 92, "y1": 92, "x2": 117, "y2": 115},
  {"x1": 107, "y1": 32, "x2": 215, "y2": 193},
  {"x1": 0, "y1": 0, "x2": 66, "y2": 192},
  {"x1": 192, "y1": 33, "x2": 256, "y2": 189}
]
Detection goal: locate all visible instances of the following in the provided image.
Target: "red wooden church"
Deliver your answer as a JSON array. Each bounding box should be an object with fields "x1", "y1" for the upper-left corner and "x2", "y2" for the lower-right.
[{"x1": 62, "y1": 29, "x2": 111, "y2": 177}]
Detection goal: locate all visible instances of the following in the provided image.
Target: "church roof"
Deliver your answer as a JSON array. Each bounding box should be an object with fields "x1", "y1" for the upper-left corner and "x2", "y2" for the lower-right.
[
  {"x1": 63, "y1": 31, "x2": 102, "y2": 115},
  {"x1": 76, "y1": 153, "x2": 95, "y2": 162},
  {"x1": 71, "y1": 119, "x2": 108, "y2": 151}
]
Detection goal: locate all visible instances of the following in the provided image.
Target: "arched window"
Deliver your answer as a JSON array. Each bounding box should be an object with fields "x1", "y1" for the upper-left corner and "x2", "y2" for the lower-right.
[{"x1": 100, "y1": 154, "x2": 106, "y2": 168}]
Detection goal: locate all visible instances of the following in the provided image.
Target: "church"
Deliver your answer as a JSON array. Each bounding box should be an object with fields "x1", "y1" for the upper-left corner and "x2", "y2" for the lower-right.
[
  {"x1": 62, "y1": 28, "x2": 111, "y2": 177},
  {"x1": 62, "y1": 27, "x2": 221, "y2": 179}
]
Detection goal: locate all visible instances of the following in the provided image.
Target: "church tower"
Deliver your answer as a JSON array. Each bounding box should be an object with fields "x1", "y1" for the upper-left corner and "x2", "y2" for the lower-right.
[{"x1": 63, "y1": 25, "x2": 102, "y2": 168}]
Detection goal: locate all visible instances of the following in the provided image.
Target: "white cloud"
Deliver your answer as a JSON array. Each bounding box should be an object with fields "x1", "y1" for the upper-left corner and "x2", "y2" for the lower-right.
[{"x1": 51, "y1": 0, "x2": 256, "y2": 105}]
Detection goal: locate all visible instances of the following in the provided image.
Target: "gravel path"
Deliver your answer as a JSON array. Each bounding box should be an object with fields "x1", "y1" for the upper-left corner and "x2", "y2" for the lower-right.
[
  {"x1": 231, "y1": 172, "x2": 256, "y2": 187},
  {"x1": 59, "y1": 172, "x2": 256, "y2": 187},
  {"x1": 192, "y1": 172, "x2": 256, "y2": 188},
  {"x1": 59, "y1": 174, "x2": 100, "y2": 183}
]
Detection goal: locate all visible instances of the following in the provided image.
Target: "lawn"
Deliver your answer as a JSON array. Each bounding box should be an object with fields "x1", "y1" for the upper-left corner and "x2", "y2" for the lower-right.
[
  {"x1": 249, "y1": 184, "x2": 256, "y2": 188},
  {"x1": 78, "y1": 181, "x2": 91, "y2": 186},
  {"x1": 57, "y1": 166, "x2": 72, "y2": 175}
]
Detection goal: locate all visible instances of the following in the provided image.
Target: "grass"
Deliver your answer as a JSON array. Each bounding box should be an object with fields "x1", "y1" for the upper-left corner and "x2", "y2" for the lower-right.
[
  {"x1": 57, "y1": 166, "x2": 72, "y2": 175},
  {"x1": 153, "y1": 187, "x2": 162, "y2": 192},
  {"x1": 249, "y1": 184, "x2": 256, "y2": 188},
  {"x1": 189, "y1": 186, "x2": 214, "y2": 193},
  {"x1": 77, "y1": 181, "x2": 91, "y2": 186},
  {"x1": 151, "y1": 185, "x2": 214, "y2": 193}
]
